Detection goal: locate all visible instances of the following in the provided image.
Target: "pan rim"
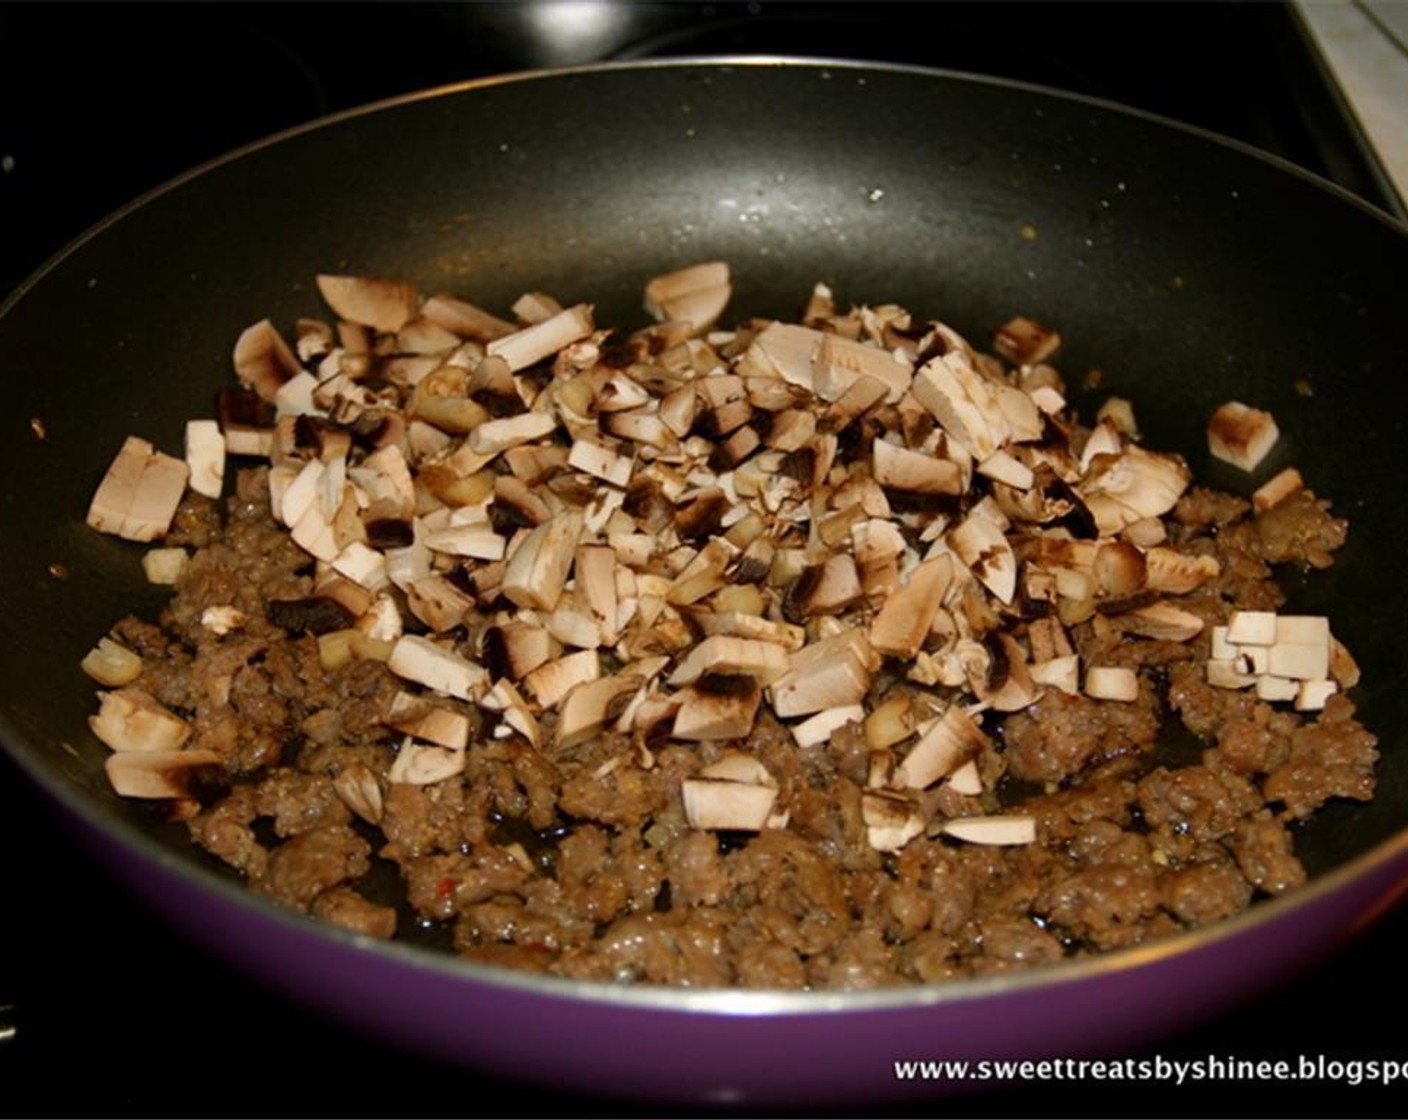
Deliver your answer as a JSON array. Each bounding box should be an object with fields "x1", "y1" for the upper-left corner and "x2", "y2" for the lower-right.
[
  {"x1": 1, "y1": 53, "x2": 1404, "y2": 329},
  {"x1": 2, "y1": 54, "x2": 1407, "y2": 1018}
]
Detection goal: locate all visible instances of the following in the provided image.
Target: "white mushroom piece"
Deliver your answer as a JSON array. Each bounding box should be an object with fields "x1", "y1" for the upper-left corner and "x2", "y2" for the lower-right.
[
  {"x1": 681, "y1": 752, "x2": 781, "y2": 832},
  {"x1": 1207, "y1": 401, "x2": 1279, "y2": 472},
  {"x1": 644, "y1": 261, "x2": 732, "y2": 336},
  {"x1": 87, "y1": 437, "x2": 190, "y2": 542}
]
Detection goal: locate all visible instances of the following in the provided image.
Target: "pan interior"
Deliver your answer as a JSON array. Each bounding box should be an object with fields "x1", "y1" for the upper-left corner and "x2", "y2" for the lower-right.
[{"x1": 1, "y1": 60, "x2": 1405, "y2": 977}]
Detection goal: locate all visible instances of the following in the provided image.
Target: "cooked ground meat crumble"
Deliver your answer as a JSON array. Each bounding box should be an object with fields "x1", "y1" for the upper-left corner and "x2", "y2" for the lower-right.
[{"x1": 82, "y1": 266, "x2": 1376, "y2": 989}]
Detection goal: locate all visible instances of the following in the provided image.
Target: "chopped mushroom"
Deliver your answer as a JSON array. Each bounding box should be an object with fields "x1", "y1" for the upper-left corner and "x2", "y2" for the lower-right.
[
  {"x1": 940, "y1": 815, "x2": 1037, "y2": 846},
  {"x1": 644, "y1": 261, "x2": 732, "y2": 335},
  {"x1": 90, "y1": 688, "x2": 191, "y2": 753},
  {"x1": 87, "y1": 437, "x2": 190, "y2": 542},
  {"x1": 316, "y1": 275, "x2": 420, "y2": 334},
  {"x1": 104, "y1": 750, "x2": 227, "y2": 800},
  {"x1": 1208, "y1": 401, "x2": 1280, "y2": 471}
]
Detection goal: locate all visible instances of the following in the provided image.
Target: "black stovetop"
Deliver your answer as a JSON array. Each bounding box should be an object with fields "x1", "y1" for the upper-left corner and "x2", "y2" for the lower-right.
[{"x1": 1, "y1": 4, "x2": 1405, "y2": 1116}]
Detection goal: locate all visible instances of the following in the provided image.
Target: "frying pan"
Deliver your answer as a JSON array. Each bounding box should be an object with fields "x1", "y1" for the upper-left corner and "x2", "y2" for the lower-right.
[{"x1": 1, "y1": 59, "x2": 1407, "y2": 1108}]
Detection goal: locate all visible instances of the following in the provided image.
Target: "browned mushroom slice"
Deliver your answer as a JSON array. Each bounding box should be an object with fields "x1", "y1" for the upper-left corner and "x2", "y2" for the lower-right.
[
  {"x1": 695, "y1": 374, "x2": 752, "y2": 436},
  {"x1": 1208, "y1": 401, "x2": 1279, "y2": 472},
  {"x1": 1078, "y1": 446, "x2": 1191, "y2": 535},
  {"x1": 644, "y1": 261, "x2": 732, "y2": 336},
  {"x1": 993, "y1": 384, "x2": 1046, "y2": 443},
  {"x1": 333, "y1": 764, "x2": 384, "y2": 825},
  {"x1": 556, "y1": 675, "x2": 643, "y2": 750},
  {"x1": 741, "y1": 322, "x2": 822, "y2": 391},
  {"x1": 667, "y1": 538, "x2": 737, "y2": 606},
  {"x1": 976, "y1": 449, "x2": 1034, "y2": 490},
  {"x1": 523, "y1": 649, "x2": 600, "y2": 710},
  {"x1": 813, "y1": 332, "x2": 913, "y2": 403},
  {"x1": 979, "y1": 633, "x2": 1040, "y2": 712},
  {"x1": 87, "y1": 436, "x2": 190, "y2": 543},
  {"x1": 316, "y1": 275, "x2": 419, "y2": 334},
  {"x1": 785, "y1": 555, "x2": 863, "y2": 619},
  {"x1": 384, "y1": 691, "x2": 471, "y2": 750},
  {"x1": 232, "y1": 319, "x2": 301, "y2": 403},
  {"x1": 482, "y1": 622, "x2": 557, "y2": 682},
  {"x1": 1117, "y1": 602, "x2": 1204, "y2": 641},
  {"x1": 568, "y1": 437, "x2": 634, "y2": 487},
  {"x1": 790, "y1": 704, "x2": 865, "y2": 749},
  {"x1": 894, "y1": 705, "x2": 988, "y2": 790},
  {"x1": 1029, "y1": 653, "x2": 1080, "y2": 695},
  {"x1": 501, "y1": 511, "x2": 584, "y2": 612},
  {"x1": 486, "y1": 304, "x2": 594, "y2": 372},
  {"x1": 467, "y1": 411, "x2": 557, "y2": 456},
  {"x1": 1142, "y1": 548, "x2": 1220, "y2": 593},
  {"x1": 667, "y1": 635, "x2": 790, "y2": 687},
  {"x1": 90, "y1": 688, "x2": 191, "y2": 753},
  {"x1": 863, "y1": 692, "x2": 918, "y2": 751},
  {"x1": 769, "y1": 627, "x2": 873, "y2": 718},
  {"x1": 673, "y1": 675, "x2": 764, "y2": 740},
  {"x1": 481, "y1": 678, "x2": 542, "y2": 747},
  {"x1": 418, "y1": 294, "x2": 516, "y2": 342},
  {"x1": 949, "y1": 511, "x2": 1017, "y2": 604},
  {"x1": 511, "y1": 291, "x2": 565, "y2": 325},
  {"x1": 869, "y1": 554, "x2": 954, "y2": 659},
  {"x1": 657, "y1": 384, "x2": 699, "y2": 438},
  {"x1": 105, "y1": 750, "x2": 227, "y2": 800},
  {"x1": 909, "y1": 351, "x2": 1009, "y2": 460},
  {"x1": 217, "y1": 387, "x2": 276, "y2": 457},
  {"x1": 688, "y1": 610, "x2": 805, "y2": 652},
  {"x1": 411, "y1": 394, "x2": 491, "y2": 436},
  {"x1": 601, "y1": 408, "x2": 672, "y2": 448},
  {"x1": 945, "y1": 759, "x2": 984, "y2": 796},
  {"x1": 1092, "y1": 540, "x2": 1147, "y2": 600},
  {"x1": 862, "y1": 790, "x2": 925, "y2": 852},
  {"x1": 872, "y1": 439, "x2": 963, "y2": 495},
  {"x1": 823, "y1": 375, "x2": 890, "y2": 432},
  {"x1": 406, "y1": 574, "x2": 475, "y2": 633},
  {"x1": 993, "y1": 316, "x2": 1061, "y2": 365},
  {"x1": 1329, "y1": 636, "x2": 1360, "y2": 689}
]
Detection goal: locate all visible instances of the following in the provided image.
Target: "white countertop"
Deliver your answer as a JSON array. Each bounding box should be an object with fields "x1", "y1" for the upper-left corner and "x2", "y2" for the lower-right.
[{"x1": 1296, "y1": 0, "x2": 1408, "y2": 211}]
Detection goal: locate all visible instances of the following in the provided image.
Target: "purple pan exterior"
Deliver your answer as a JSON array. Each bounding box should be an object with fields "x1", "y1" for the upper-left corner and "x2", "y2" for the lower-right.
[{"x1": 56, "y1": 779, "x2": 1408, "y2": 1106}]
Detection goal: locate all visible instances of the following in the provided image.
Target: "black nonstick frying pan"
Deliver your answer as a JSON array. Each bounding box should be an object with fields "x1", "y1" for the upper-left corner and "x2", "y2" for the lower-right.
[{"x1": 1, "y1": 58, "x2": 1407, "y2": 1110}]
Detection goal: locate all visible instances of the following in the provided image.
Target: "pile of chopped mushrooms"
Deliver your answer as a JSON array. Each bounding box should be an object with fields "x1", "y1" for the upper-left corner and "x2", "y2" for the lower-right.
[{"x1": 82, "y1": 261, "x2": 1355, "y2": 865}]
